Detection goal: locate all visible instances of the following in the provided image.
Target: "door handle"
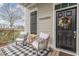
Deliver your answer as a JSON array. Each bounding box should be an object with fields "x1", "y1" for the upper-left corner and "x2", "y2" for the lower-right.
[{"x1": 74, "y1": 31, "x2": 76, "y2": 38}]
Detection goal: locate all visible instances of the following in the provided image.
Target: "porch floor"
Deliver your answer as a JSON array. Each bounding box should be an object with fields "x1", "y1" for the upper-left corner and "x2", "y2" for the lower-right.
[{"x1": 0, "y1": 42, "x2": 51, "y2": 56}]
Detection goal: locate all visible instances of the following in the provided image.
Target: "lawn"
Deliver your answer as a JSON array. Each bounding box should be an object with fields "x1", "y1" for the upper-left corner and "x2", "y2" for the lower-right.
[{"x1": 0, "y1": 29, "x2": 23, "y2": 47}]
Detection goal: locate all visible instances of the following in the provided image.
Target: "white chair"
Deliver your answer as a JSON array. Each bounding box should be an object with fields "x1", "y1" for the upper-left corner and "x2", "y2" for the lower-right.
[
  {"x1": 31, "y1": 32, "x2": 49, "y2": 55},
  {"x1": 16, "y1": 31, "x2": 28, "y2": 45}
]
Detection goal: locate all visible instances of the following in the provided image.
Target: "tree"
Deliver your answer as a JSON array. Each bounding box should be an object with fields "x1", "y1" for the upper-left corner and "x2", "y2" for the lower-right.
[{"x1": 0, "y1": 3, "x2": 23, "y2": 28}]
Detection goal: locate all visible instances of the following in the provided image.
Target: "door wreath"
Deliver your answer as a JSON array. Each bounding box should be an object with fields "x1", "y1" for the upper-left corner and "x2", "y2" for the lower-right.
[{"x1": 58, "y1": 16, "x2": 72, "y2": 29}]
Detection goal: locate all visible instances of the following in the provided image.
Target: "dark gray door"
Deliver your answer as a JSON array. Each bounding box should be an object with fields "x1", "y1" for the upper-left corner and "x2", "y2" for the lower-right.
[
  {"x1": 30, "y1": 11, "x2": 37, "y2": 34},
  {"x1": 56, "y1": 7, "x2": 77, "y2": 52}
]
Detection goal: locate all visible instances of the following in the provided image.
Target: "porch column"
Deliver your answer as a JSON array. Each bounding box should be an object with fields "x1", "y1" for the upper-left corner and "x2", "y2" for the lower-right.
[
  {"x1": 18, "y1": 5, "x2": 27, "y2": 31},
  {"x1": 23, "y1": 7, "x2": 30, "y2": 33},
  {"x1": 77, "y1": 4, "x2": 79, "y2": 56},
  {"x1": 52, "y1": 3, "x2": 56, "y2": 49}
]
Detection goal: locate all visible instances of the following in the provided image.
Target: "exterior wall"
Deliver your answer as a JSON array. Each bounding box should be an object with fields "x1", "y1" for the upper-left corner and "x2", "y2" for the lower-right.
[
  {"x1": 24, "y1": 3, "x2": 79, "y2": 55},
  {"x1": 38, "y1": 3, "x2": 52, "y2": 33},
  {"x1": 26, "y1": 4, "x2": 38, "y2": 33},
  {"x1": 37, "y1": 3, "x2": 53, "y2": 47},
  {"x1": 24, "y1": 4, "x2": 38, "y2": 34},
  {"x1": 26, "y1": 3, "x2": 53, "y2": 47}
]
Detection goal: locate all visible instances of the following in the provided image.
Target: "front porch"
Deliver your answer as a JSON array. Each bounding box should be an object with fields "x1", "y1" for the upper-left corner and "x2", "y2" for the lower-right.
[
  {"x1": 22, "y1": 3, "x2": 79, "y2": 56},
  {"x1": 0, "y1": 3, "x2": 79, "y2": 56}
]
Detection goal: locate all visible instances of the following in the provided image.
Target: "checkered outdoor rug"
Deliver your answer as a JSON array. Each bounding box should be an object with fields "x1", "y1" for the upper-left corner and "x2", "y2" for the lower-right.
[{"x1": 0, "y1": 43, "x2": 51, "y2": 56}]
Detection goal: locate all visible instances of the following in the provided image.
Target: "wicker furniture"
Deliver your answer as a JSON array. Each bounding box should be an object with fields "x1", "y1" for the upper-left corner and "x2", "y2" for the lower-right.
[
  {"x1": 16, "y1": 31, "x2": 28, "y2": 45},
  {"x1": 31, "y1": 32, "x2": 49, "y2": 55},
  {"x1": 27, "y1": 34, "x2": 37, "y2": 43}
]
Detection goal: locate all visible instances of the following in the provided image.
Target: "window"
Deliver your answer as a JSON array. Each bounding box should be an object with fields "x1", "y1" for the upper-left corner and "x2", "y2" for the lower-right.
[
  {"x1": 62, "y1": 3, "x2": 68, "y2": 8},
  {"x1": 55, "y1": 4, "x2": 61, "y2": 10},
  {"x1": 69, "y1": 3, "x2": 77, "y2": 6},
  {"x1": 55, "y1": 3, "x2": 77, "y2": 10}
]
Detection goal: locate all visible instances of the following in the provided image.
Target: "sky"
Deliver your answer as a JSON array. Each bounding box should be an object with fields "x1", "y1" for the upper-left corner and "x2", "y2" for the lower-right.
[{"x1": 0, "y1": 3, "x2": 24, "y2": 26}]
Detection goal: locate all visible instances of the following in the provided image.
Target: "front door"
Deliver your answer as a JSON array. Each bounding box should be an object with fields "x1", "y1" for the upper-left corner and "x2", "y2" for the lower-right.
[
  {"x1": 30, "y1": 11, "x2": 37, "y2": 34},
  {"x1": 56, "y1": 7, "x2": 77, "y2": 52}
]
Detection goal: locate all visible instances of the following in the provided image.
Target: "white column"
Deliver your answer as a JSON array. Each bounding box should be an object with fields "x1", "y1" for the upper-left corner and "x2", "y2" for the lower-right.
[
  {"x1": 23, "y1": 7, "x2": 27, "y2": 31},
  {"x1": 23, "y1": 7, "x2": 30, "y2": 33},
  {"x1": 77, "y1": 4, "x2": 79, "y2": 55},
  {"x1": 19, "y1": 5, "x2": 30, "y2": 33},
  {"x1": 52, "y1": 3, "x2": 56, "y2": 49}
]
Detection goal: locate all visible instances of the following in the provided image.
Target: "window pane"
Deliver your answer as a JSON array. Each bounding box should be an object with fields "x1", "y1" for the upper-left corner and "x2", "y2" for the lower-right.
[
  {"x1": 62, "y1": 3, "x2": 68, "y2": 8},
  {"x1": 55, "y1": 4, "x2": 61, "y2": 10},
  {"x1": 69, "y1": 3, "x2": 77, "y2": 6}
]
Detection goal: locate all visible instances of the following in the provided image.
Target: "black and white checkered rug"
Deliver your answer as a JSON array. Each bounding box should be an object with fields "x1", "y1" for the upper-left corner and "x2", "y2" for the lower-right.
[{"x1": 0, "y1": 43, "x2": 51, "y2": 56}]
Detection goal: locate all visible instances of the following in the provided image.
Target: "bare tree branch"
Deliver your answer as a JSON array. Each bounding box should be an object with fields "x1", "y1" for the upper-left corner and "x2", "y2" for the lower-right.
[{"x1": 0, "y1": 3, "x2": 23, "y2": 27}]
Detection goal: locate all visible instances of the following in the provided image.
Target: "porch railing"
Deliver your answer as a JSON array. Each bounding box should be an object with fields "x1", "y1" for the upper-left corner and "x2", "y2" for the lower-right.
[{"x1": 0, "y1": 28, "x2": 23, "y2": 46}]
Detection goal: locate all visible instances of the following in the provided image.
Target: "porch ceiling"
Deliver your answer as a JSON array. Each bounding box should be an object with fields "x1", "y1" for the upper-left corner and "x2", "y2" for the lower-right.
[
  {"x1": 19, "y1": 3, "x2": 31, "y2": 7},
  {"x1": 19, "y1": 3, "x2": 37, "y2": 8}
]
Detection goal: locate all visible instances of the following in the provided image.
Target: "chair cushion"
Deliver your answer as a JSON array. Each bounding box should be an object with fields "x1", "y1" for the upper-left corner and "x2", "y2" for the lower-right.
[
  {"x1": 43, "y1": 34, "x2": 49, "y2": 40},
  {"x1": 20, "y1": 32, "x2": 27, "y2": 35},
  {"x1": 31, "y1": 40, "x2": 38, "y2": 49},
  {"x1": 16, "y1": 38, "x2": 24, "y2": 41},
  {"x1": 39, "y1": 32, "x2": 49, "y2": 40},
  {"x1": 18, "y1": 32, "x2": 28, "y2": 39},
  {"x1": 16, "y1": 32, "x2": 28, "y2": 41},
  {"x1": 31, "y1": 39, "x2": 47, "y2": 50},
  {"x1": 18, "y1": 34, "x2": 25, "y2": 38},
  {"x1": 31, "y1": 32, "x2": 49, "y2": 50}
]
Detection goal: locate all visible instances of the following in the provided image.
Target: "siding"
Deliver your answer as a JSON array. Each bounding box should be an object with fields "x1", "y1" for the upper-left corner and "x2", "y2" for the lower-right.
[
  {"x1": 38, "y1": 3, "x2": 53, "y2": 47},
  {"x1": 25, "y1": 3, "x2": 79, "y2": 55},
  {"x1": 25, "y1": 3, "x2": 53, "y2": 48}
]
